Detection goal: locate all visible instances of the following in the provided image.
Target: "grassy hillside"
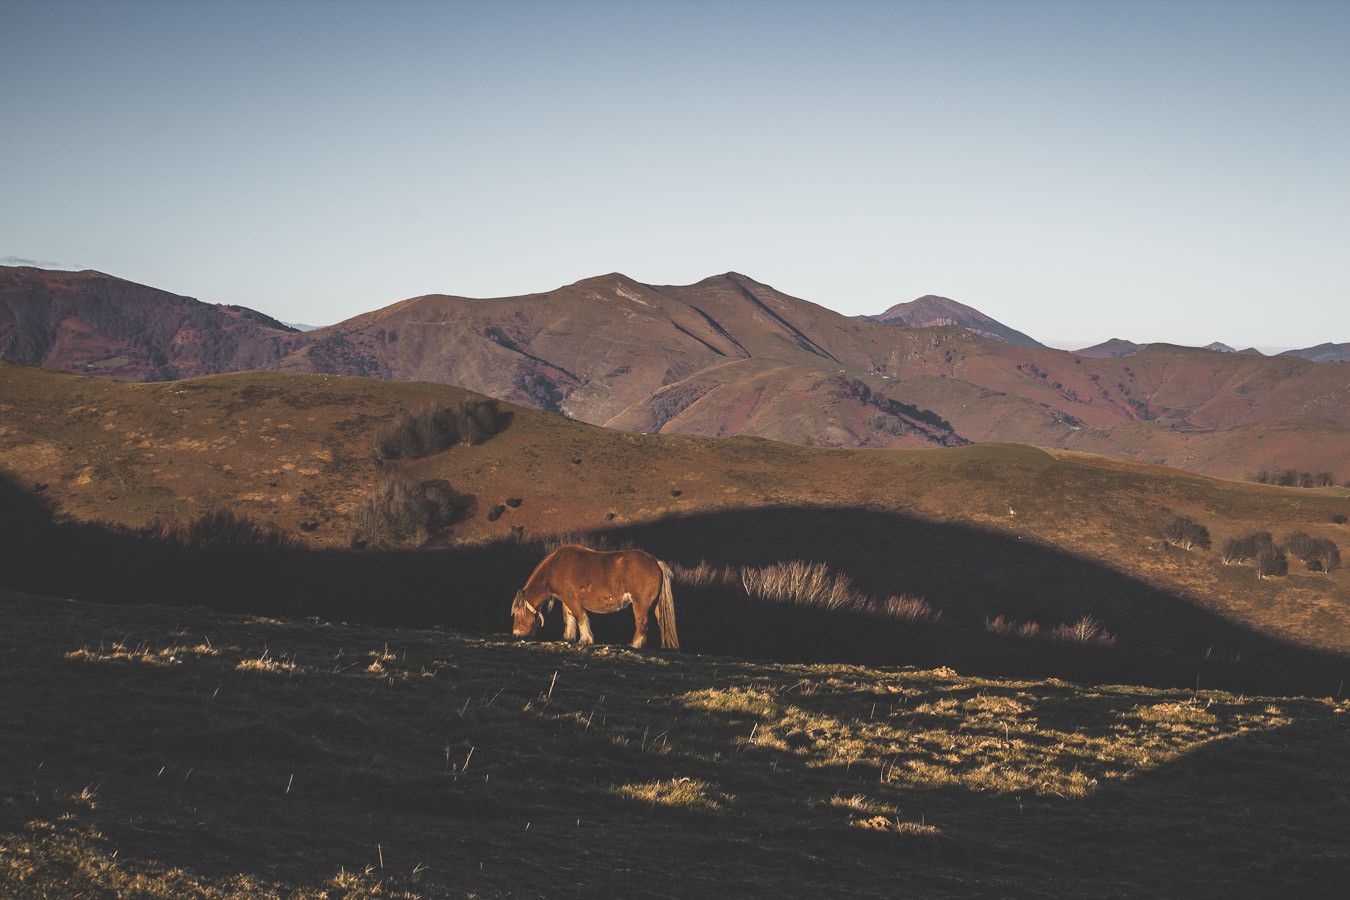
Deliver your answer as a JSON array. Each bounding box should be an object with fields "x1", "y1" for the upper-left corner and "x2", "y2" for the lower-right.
[
  {"x1": 2, "y1": 590, "x2": 1346, "y2": 898},
  {"x1": 2, "y1": 363, "x2": 1347, "y2": 678}
]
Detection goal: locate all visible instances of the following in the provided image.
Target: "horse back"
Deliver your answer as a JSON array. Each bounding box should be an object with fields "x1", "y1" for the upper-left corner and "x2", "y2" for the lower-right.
[{"x1": 542, "y1": 545, "x2": 662, "y2": 599}]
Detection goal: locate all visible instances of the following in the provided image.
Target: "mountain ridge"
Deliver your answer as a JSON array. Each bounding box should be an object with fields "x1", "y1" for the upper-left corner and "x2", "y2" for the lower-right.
[{"x1": 2, "y1": 265, "x2": 1346, "y2": 479}]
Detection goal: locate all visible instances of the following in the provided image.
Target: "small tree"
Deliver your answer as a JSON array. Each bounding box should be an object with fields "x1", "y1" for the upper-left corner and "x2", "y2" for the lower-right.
[
  {"x1": 1222, "y1": 531, "x2": 1273, "y2": 564},
  {"x1": 1256, "y1": 545, "x2": 1288, "y2": 579},
  {"x1": 1285, "y1": 532, "x2": 1341, "y2": 573},
  {"x1": 1164, "y1": 515, "x2": 1210, "y2": 550}
]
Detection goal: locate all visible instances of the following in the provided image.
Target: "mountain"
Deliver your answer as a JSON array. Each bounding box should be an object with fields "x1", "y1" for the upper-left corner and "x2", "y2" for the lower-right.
[
  {"x1": 0, "y1": 266, "x2": 303, "y2": 380},
  {"x1": 1280, "y1": 342, "x2": 1350, "y2": 363},
  {"x1": 1204, "y1": 341, "x2": 1237, "y2": 353},
  {"x1": 865, "y1": 294, "x2": 1044, "y2": 347},
  {"x1": 2, "y1": 265, "x2": 1347, "y2": 479},
  {"x1": 1074, "y1": 338, "x2": 1141, "y2": 358}
]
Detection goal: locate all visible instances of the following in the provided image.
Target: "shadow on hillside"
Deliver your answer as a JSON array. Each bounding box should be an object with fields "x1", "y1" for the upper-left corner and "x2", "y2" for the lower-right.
[
  {"x1": 1, "y1": 596, "x2": 1344, "y2": 897},
  {"x1": 0, "y1": 470, "x2": 1344, "y2": 694}
]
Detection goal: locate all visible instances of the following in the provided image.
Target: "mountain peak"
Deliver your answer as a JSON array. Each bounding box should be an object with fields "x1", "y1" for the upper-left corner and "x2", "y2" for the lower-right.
[{"x1": 865, "y1": 295, "x2": 1043, "y2": 348}]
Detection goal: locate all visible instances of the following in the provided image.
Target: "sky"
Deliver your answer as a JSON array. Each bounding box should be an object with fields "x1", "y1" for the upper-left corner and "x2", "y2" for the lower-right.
[{"x1": 2, "y1": 0, "x2": 1348, "y2": 349}]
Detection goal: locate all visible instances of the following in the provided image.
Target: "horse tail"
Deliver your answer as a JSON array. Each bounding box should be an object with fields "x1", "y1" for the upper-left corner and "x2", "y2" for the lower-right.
[{"x1": 655, "y1": 559, "x2": 679, "y2": 650}]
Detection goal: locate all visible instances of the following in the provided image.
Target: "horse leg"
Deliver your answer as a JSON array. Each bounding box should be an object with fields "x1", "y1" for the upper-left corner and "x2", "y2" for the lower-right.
[
  {"x1": 630, "y1": 596, "x2": 648, "y2": 649},
  {"x1": 562, "y1": 600, "x2": 578, "y2": 642},
  {"x1": 576, "y1": 608, "x2": 595, "y2": 646}
]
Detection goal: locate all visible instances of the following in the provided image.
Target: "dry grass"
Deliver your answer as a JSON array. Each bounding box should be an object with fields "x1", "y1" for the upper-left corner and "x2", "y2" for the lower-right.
[
  {"x1": 677, "y1": 560, "x2": 940, "y2": 624},
  {"x1": 614, "y1": 778, "x2": 729, "y2": 812},
  {"x1": 4, "y1": 589, "x2": 1344, "y2": 897}
]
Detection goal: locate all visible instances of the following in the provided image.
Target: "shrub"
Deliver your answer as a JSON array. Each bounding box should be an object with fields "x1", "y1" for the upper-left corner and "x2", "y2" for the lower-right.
[
  {"x1": 1332, "y1": 514, "x2": 1347, "y2": 525},
  {"x1": 375, "y1": 400, "x2": 510, "y2": 460},
  {"x1": 169, "y1": 509, "x2": 295, "y2": 551},
  {"x1": 1049, "y1": 615, "x2": 1117, "y2": 646},
  {"x1": 1284, "y1": 532, "x2": 1341, "y2": 573},
  {"x1": 352, "y1": 475, "x2": 475, "y2": 548},
  {"x1": 1164, "y1": 516, "x2": 1210, "y2": 550},
  {"x1": 1221, "y1": 531, "x2": 1272, "y2": 564},
  {"x1": 1251, "y1": 469, "x2": 1339, "y2": 488},
  {"x1": 1256, "y1": 545, "x2": 1288, "y2": 579}
]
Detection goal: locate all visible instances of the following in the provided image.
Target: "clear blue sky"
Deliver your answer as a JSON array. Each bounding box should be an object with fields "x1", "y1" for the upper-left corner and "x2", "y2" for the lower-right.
[{"x1": 3, "y1": 0, "x2": 1347, "y2": 349}]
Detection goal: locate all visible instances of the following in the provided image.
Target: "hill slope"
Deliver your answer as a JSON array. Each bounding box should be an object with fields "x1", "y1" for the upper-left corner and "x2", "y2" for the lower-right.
[
  {"x1": 0, "y1": 266, "x2": 303, "y2": 380},
  {"x1": 1282, "y1": 342, "x2": 1350, "y2": 363},
  {"x1": 2, "y1": 590, "x2": 1346, "y2": 898},
  {"x1": 2, "y1": 364, "x2": 1347, "y2": 680}
]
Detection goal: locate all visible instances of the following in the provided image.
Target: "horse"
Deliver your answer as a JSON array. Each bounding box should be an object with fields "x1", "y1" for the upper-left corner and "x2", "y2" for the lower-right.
[{"x1": 511, "y1": 545, "x2": 679, "y2": 649}]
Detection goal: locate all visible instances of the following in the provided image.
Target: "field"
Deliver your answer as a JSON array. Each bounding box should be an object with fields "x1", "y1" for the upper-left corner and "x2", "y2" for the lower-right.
[
  {"x1": 3, "y1": 589, "x2": 1347, "y2": 898},
  {"x1": 2, "y1": 364, "x2": 1348, "y2": 686}
]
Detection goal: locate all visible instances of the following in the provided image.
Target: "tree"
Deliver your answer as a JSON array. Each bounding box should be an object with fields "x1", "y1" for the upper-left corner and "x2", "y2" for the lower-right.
[
  {"x1": 1285, "y1": 532, "x2": 1341, "y2": 574},
  {"x1": 1256, "y1": 545, "x2": 1287, "y2": 579},
  {"x1": 1164, "y1": 516, "x2": 1210, "y2": 550}
]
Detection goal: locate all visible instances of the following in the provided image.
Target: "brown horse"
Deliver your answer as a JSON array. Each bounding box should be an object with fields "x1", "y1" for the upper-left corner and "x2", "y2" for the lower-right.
[{"x1": 511, "y1": 545, "x2": 679, "y2": 649}]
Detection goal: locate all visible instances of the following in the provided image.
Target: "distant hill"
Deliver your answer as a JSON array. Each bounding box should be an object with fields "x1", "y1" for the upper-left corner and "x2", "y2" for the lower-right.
[
  {"x1": 865, "y1": 294, "x2": 1044, "y2": 347},
  {"x1": 1281, "y1": 342, "x2": 1350, "y2": 363},
  {"x1": 2, "y1": 265, "x2": 1346, "y2": 478},
  {"x1": 0, "y1": 266, "x2": 302, "y2": 380},
  {"x1": 1075, "y1": 338, "x2": 1142, "y2": 358},
  {"x1": 1204, "y1": 341, "x2": 1237, "y2": 353}
]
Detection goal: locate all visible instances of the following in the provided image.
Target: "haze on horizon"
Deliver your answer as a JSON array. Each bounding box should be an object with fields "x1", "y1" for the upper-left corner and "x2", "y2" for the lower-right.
[{"x1": 2, "y1": 0, "x2": 1347, "y2": 349}]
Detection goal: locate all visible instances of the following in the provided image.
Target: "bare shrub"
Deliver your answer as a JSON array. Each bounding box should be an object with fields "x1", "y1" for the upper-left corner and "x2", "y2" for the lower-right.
[
  {"x1": 1284, "y1": 532, "x2": 1341, "y2": 573},
  {"x1": 740, "y1": 560, "x2": 859, "y2": 611},
  {"x1": 1163, "y1": 516, "x2": 1210, "y2": 550},
  {"x1": 1049, "y1": 616, "x2": 1117, "y2": 646},
  {"x1": 676, "y1": 560, "x2": 938, "y2": 625},
  {"x1": 986, "y1": 614, "x2": 1108, "y2": 644},
  {"x1": 375, "y1": 399, "x2": 510, "y2": 460},
  {"x1": 161, "y1": 510, "x2": 294, "y2": 551},
  {"x1": 1221, "y1": 531, "x2": 1273, "y2": 564},
  {"x1": 880, "y1": 594, "x2": 939, "y2": 624},
  {"x1": 1256, "y1": 545, "x2": 1288, "y2": 579},
  {"x1": 352, "y1": 475, "x2": 475, "y2": 548}
]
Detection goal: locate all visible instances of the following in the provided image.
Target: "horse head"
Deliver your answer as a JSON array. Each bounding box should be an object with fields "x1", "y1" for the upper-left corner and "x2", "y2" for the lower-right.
[{"x1": 511, "y1": 590, "x2": 546, "y2": 638}]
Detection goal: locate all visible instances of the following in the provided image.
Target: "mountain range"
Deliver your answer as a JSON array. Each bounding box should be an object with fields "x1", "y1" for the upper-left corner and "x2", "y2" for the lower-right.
[
  {"x1": 2, "y1": 264, "x2": 1346, "y2": 479},
  {"x1": 1076, "y1": 336, "x2": 1349, "y2": 363}
]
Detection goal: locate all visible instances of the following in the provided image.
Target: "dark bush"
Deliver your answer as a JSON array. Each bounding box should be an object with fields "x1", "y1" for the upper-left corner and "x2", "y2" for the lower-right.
[
  {"x1": 171, "y1": 509, "x2": 295, "y2": 551},
  {"x1": 1284, "y1": 532, "x2": 1341, "y2": 573},
  {"x1": 1332, "y1": 514, "x2": 1347, "y2": 525},
  {"x1": 1222, "y1": 531, "x2": 1273, "y2": 564},
  {"x1": 352, "y1": 475, "x2": 475, "y2": 548},
  {"x1": 1249, "y1": 469, "x2": 1338, "y2": 489},
  {"x1": 375, "y1": 400, "x2": 511, "y2": 460},
  {"x1": 1256, "y1": 545, "x2": 1288, "y2": 578},
  {"x1": 1164, "y1": 516, "x2": 1210, "y2": 550}
]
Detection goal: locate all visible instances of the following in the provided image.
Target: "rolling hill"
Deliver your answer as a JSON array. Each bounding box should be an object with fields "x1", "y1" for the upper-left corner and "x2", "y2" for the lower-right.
[
  {"x1": 3, "y1": 265, "x2": 1347, "y2": 479},
  {"x1": 1, "y1": 363, "x2": 1347, "y2": 693}
]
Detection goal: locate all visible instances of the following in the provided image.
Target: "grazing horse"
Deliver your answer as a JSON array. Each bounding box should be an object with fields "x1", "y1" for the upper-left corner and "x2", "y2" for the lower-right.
[{"x1": 511, "y1": 545, "x2": 679, "y2": 649}]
